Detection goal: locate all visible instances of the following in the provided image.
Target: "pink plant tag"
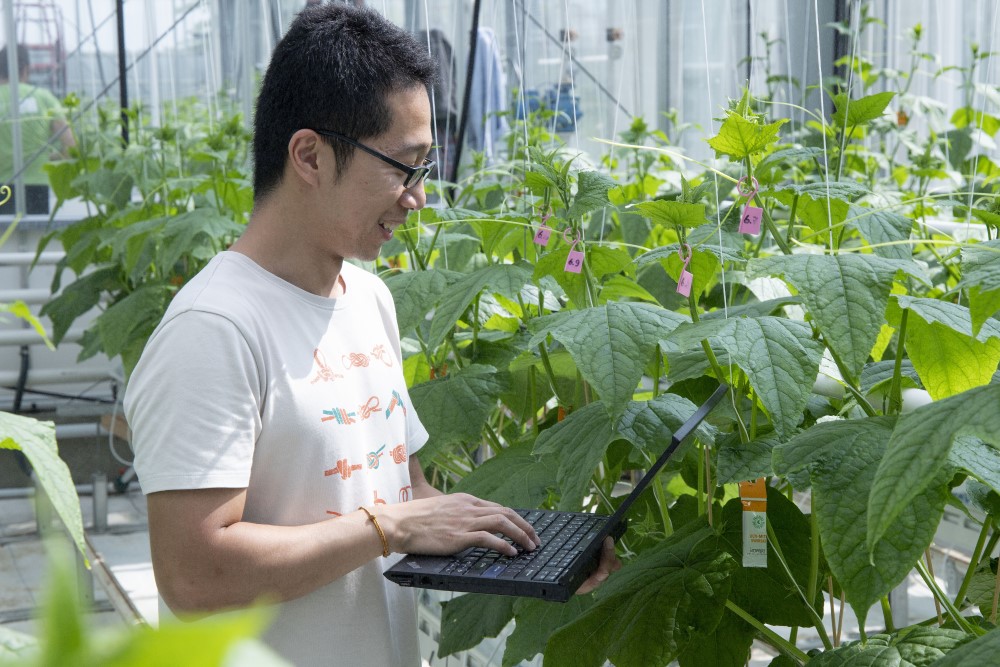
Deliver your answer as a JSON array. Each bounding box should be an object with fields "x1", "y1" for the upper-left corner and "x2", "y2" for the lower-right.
[
  {"x1": 533, "y1": 225, "x2": 552, "y2": 246},
  {"x1": 677, "y1": 268, "x2": 693, "y2": 296},
  {"x1": 564, "y1": 248, "x2": 584, "y2": 273},
  {"x1": 676, "y1": 243, "x2": 693, "y2": 297},
  {"x1": 739, "y1": 205, "x2": 763, "y2": 234}
]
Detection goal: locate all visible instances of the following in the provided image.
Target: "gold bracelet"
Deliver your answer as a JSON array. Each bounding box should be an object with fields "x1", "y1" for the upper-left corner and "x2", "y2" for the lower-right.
[{"x1": 359, "y1": 506, "x2": 390, "y2": 557}]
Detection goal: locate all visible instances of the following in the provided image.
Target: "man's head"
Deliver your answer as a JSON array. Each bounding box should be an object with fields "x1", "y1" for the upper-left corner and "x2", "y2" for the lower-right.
[
  {"x1": 252, "y1": 3, "x2": 437, "y2": 202},
  {"x1": 0, "y1": 44, "x2": 30, "y2": 82}
]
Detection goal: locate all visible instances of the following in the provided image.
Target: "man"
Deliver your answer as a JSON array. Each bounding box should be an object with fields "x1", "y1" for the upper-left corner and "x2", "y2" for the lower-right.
[
  {"x1": 124, "y1": 5, "x2": 618, "y2": 666},
  {"x1": 0, "y1": 44, "x2": 74, "y2": 215}
]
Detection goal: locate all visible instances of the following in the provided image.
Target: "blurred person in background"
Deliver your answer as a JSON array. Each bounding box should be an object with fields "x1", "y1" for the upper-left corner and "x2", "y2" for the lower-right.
[{"x1": 0, "y1": 43, "x2": 74, "y2": 215}]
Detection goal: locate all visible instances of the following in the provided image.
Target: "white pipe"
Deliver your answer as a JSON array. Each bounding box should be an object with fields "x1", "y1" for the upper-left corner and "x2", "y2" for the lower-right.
[
  {"x1": 0, "y1": 368, "x2": 115, "y2": 386},
  {"x1": 0, "y1": 289, "x2": 51, "y2": 304},
  {"x1": 0, "y1": 252, "x2": 65, "y2": 266},
  {"x1": 0, "y1": 328, "x2": 86, "y2": 346}
]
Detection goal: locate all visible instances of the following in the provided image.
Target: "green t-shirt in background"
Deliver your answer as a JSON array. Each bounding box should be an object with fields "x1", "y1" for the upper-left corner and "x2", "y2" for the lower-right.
[{"x1": 0, "y1": 82, "x2": 64, "y2": 186}]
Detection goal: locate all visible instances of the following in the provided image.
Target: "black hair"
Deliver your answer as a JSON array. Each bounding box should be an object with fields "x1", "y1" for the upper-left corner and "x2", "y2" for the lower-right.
[
  {"x1": 0, "y1": 44, "x2": 30, "y2": 80},
  {"x1": 252, "y1": 3, "x2": 437, "y2": 201}
]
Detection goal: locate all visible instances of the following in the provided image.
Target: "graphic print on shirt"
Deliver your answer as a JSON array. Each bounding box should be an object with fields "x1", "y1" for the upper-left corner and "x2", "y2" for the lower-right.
[
  {"x1": 367, "y1": 445, "x2": 386, "y2": 469},
  {"x1": 371, "y1": 344, "x2": 393, "y2": 367},
  {"x1": 321, "y1": 396, "x2": 381, "y2": 425},
  {"x1": 325, "y1": 459, "x2": 363, "y2": 480},
  {"x1": 343, "y1": 352, "x2": 370, "y2": 369},
  {"x1": 391, "y1": 444, "x2": 407, "y2": 464},
  {"x1": 385, "y1": 389, "x2": 407, "y2": 418},
  {"x1": 310, "y1": 348, "x2": 344, "y2": 383},
  {"x1": 398, "y1": 485, "x2": 412, "y2": 502}
]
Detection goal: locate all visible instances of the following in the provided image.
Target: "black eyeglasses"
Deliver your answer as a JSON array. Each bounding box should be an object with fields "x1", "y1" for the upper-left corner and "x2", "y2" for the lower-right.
[{"x1": 311, "y1": 128, "x2": 435, "y2": 189}]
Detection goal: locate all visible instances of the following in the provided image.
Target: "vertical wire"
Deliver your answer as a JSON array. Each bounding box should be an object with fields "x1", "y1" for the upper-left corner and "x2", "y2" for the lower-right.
[
  {"x1": 782, "y1": 0, "x2": 794, "y2": 130},
  {"x1": 699, "y1": 0, "x2": 728, "y2": 321},
  {"x1": 812, "y1": 0, "x2": 834, "y2": 251},
  {"x1": 598, "y1": 0, "x2": 633, "y2": 245},
  {"x1": 549, "y1": 13, "x2": 568, "y2": 141},
  {"x1": 562, "y1": 0, "x2": 581, "y2": 151},
  {"x1": 964, "y1": 0, "x2": 1000, "y2": 232},
  {"x1": 835, "y1": 0, "x2": 860, "y2": 182}
]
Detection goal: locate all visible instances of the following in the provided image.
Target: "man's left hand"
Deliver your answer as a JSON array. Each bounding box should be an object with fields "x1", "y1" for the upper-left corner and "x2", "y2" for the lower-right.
[{"x1": 575, "y1": 536, "x2": 622, "y2": 595}]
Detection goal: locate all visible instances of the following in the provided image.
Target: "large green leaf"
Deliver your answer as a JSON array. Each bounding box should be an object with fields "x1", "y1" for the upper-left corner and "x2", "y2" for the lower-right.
[
  {"x1": 706, "y1": 113, "x2": 787, "y2": 160},
  {"x1": 831, "y1": 91, "x2": 897, "y2": 128},
  {"x1": 748, "y1": 254, "x2": 912, "y2": 381},
  {"x1": 97, "y1": 285, "x2": 170, "y2": 359},
  {"x1": 568, "y1": 170, "x2": 615, "y2": 219},
  {"x1": 770, "y1": 181, "x2": 869, "y2": 202},
  {"x1": 617, "y1": 392, "x2": 718, "y2": 455},
  {"x1": 428, "y1": 262, "x2": 533, "y2": 349},
  {"x1": 382, "y1": 269, "x2": 456, "y2": 334},
  {"x1": 868, "y1": 383, "x2": 1000, "y2": 551},
  {"x1": 636, "y1": 242, "x2": 745, "y2": 268},
  {"x1": 791, "y1": 418, "x2": 948, "y2": 625},
  {"x1": 717, "y1": 434, "x2": 778, "y2": 483},
  {"x1": 846, "y1": 204, "x2": 913, "y2": 261},
  {"x1": 929, "y1": 627, "x2": 1000, "y2": 667},
  {"x1": 894, "y1": 296, "x2": 1000, "y2": 399},
  {"x1": 0, "y1": 412, "x2": 86, "y2": 563},
  {"x1": 959, "y1": 240, "x2": 1000, "y2": 335},
  {"x1": 807, "y1": 626, "x2": 967, "y2": 667},
  {"x1": 630, "y1": 200, "x2": 707, "y2": 229},
  {"x1": 534, "y1": 244, "x2": 634, "y2": 309},
  {"x1": 409, "y1": 365, "x2": 508, "y2": 460},
  {"x1": 544, "y1": 524, "x2": 736, "y2": 667},
  {"x1": 718, "y1": 486, "x2": 822, "y2": 626},
  {"x1": 533, "y1": 402, "x2": 616, "y2": 510},
  {"x1": 676, "y1": 609, "x2": 755, "y2": 667},
  {"x1": 503, "y1": 597, "x2": 594, "y2": 667},
  {"x1": 529, "y1": 303, "x2": 689, "y2": 419},
  {"x1": 438, "y1": 594, "x2": 515, "y2": 658},
  {"x1": 40, "y1": 265, "x2": 121, "y2": 345},
  {"x1": 451, "y1": 443, "x2": 557, "y2": 509},
  {"x1": 948, "y1": 436, "x2": 1000, "y2": 494},
  {"x1": 158, "y1": 209, "x2": 244, "y2": 274},
  {"x1": 667, "y1": 317, "x2": 823, "y2": 438}
]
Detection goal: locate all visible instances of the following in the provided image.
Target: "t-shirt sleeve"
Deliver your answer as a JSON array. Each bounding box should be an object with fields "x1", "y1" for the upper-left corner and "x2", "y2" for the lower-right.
[{"x1": 124, "y1": 310, "x2": 263, "y2": 494}]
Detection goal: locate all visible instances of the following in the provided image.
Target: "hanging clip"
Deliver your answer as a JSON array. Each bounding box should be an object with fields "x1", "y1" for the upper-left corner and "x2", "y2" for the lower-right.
[
  {"x1": 0, "y1": 185, "x2": 11, "y2": 208},
  {"x1": 676, "y1": 243, "x2": 693, "y2": 297},
  {"x1": 737, "y1": 176, "x2": 763, "y2": 235},
  {"x1": 533, "y1": 212, "x2": 553, "y2": 246},
  {"x1": 563, "y1": 228, "x2": 584, "y2": 273}
]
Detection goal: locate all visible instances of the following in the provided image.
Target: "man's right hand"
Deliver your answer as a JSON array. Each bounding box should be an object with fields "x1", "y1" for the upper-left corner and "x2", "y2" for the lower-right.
[{"x1": 376, "y1": 493, "x2": 541, "y2": 557}]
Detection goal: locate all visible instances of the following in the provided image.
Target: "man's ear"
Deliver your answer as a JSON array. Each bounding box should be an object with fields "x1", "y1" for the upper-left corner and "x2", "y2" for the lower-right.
[{"x1": 287, "y1": 129, "x2": 324, "y2": 188}]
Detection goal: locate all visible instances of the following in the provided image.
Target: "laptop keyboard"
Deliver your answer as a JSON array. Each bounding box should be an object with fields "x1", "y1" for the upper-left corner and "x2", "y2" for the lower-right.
[{"x1": 440, "y1": 510, "x2": 608, "y2": 582}]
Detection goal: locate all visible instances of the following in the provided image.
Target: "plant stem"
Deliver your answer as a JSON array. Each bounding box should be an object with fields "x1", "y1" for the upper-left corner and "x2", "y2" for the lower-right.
[
  {"x1": 954, "y1": 520, "x2": 991, "y2": 608},
  {"x1": 786, "y1": 193, "x2": 800, "y2": 245},
  {"x1": 926, "y1": 550, "x2": 943, "y2": 625},
  {"x1": 888, "y1": 308, "x2": 909, "y2": 415},
  {"x1": 725, "y1": 600, "x2": 810, "y2": 664},
  {"x1": 652, "y1": 344, "x2": 661, "y2": 398},
  {"x1": 767, "y1": 520, "x2": 834, "y2": 651},
  {"x1": 754, "y1": 193, "x2": 793, "y2": 255},
  {"x1": 538, "y1": 343, "x2": 571, "y2": 406},
  {"x1": 881, "y1": 596, "x2": 895, "y2": 633},
  {"x1": 807, "y1": 506, "x2": 821, "y2": 614},
  {"x1": 915, "y1": 560, "x2": 982, "y2": 636}
]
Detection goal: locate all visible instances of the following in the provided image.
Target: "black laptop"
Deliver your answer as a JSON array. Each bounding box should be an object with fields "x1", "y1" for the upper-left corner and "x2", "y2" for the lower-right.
[{"x1": 384, "y1": 384, "x2": 728, "y2": 602}]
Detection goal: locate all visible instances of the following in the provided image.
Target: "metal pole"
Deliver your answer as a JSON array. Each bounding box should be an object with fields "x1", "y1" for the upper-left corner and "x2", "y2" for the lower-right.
[
  {"x1": 449, "y1": 0, "x2": 482, "y2": 186},
  {"x1": 3, "y1": 0, "x2": 26, "y2": 216},
  {"x1": 115, "y1": 0, "x2": 129, "y2": 145}
]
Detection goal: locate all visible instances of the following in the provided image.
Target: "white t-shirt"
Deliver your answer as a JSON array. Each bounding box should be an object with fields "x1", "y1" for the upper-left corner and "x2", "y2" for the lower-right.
[{"x1": 124, "y1": 251, "x2": 428, "y2": 667}]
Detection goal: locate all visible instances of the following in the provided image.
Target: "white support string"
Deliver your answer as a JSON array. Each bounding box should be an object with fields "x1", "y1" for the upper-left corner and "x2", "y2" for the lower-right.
[
  {"x1": 812, "y1": 0, "x2": 834, "y2": 251},
  {"x1": 782, "y1": 0, "x2": 794, "y2": 130},
  {"x1": 964, "y1": 0, "x2": 1000, "y2": 234},
  {"x1": 562, "y1": 0, "x2": 581, "y2": 151},
  {"x1": 598, "y1": 0, "x2": 633, "y2": 245},
  {"x1": 699, "y1": 0, "x2": 729, "y2": 322}
]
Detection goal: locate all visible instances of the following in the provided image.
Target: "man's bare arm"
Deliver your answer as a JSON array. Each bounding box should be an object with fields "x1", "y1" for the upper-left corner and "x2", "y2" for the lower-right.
[{"x1": 147, "y1": 463, "x2": 538, "y2": 616}]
